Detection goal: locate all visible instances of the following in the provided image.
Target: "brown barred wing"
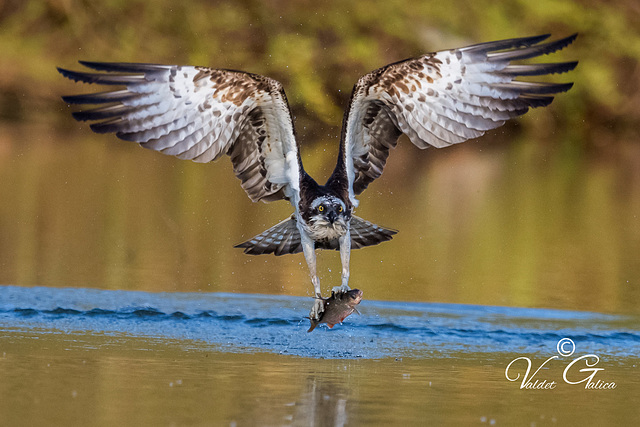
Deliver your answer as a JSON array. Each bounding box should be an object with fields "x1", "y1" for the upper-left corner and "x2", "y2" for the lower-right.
[
  {"x1": 58, "y1": 62, "x2": 302, "y2": 205},
  {"x1": 341, "y1": 34, "x2": 577, "y2": 205}
]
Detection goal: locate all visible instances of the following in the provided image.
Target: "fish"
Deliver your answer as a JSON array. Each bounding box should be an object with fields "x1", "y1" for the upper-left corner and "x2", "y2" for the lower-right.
[{"x1": 307, "y1": 289, "x2": 363, "y2": 332}]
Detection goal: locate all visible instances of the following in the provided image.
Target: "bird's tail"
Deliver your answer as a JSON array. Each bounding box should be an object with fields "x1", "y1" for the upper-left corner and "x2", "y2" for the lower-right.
[
  {"x1": 349, "y1": 216, "x2": 397, "y2": 249},
  {"x1": 234, "y1": 215, "x2": 303, "y2": 256},
  {"x1": 234, "y1": 215, "x2": 397, "y2": 256}
]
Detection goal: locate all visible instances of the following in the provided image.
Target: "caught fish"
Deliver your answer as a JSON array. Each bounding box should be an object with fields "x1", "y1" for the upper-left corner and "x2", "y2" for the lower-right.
[{"x1": 307, "y1": 289, "x2": 363, "y2": 332}]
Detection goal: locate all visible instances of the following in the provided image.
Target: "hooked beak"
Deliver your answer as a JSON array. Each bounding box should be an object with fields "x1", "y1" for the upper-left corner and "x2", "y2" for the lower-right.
[{"x1": 327, "y1": 210, "x2": 337, "y2": 224}]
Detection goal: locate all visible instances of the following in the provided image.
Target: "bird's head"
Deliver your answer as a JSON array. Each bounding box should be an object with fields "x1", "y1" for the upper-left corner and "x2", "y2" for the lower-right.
[{"x1": 309, "y1": 196, "x2": 350, "y2": 231}]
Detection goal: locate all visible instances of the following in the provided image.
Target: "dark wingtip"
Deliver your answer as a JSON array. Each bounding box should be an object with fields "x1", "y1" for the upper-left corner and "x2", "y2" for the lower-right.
[
  {"x1": 488, "y1": 33, "x2": 579, "y2": 62},
  {"x1": 463, "y1": 34, "x2": 552, "y2": 54},
  {"x1": 57, "y1": 67, "x2": 77, "y2": 81},
  {"x1": 529, "y1": 34, "x2": 551, "y2": 44},
  {"x1": 552, "y1": 33, "x2": 578, "y2": 52},
  {"x1": 71, "y1": 111, "x2": 88, "y2": 121},
  {"x1": 561, "y1": 82, "x2": 574, "y2": 92},
  {"x1": 61, "y1": 94, "x2": 76, "y2": 104},
  {"x1": 89, "y1": 121, "x2": 124, "y2": 134},
  {"x1": 78, "y1": 61, "x2": 170, "y2": 73},
  {"x1": 518, "y1": 34, "x2": 551, "y2": 47},
  {"x1": 552, "y1": 60, "x2": 579, "y2": 75},
  {"x1": 78, "y1": 60, "x2": 109, "y2": 70}
]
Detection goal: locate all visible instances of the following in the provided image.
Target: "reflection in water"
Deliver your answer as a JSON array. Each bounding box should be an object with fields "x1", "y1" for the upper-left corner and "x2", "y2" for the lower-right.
[
  {"x1": 1, "y1": 328, "x2": 638, "y2": 426},
  {"x1": 294, "y1": 375, "x2": 349, "y2": 427},
  {"x1": 0, "y1": 123, "x2": 639, "y2": 315}
]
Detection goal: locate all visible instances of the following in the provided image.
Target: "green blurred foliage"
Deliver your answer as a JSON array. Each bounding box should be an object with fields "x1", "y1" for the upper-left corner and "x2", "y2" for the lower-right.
[{"x1": 0, "y1": 0, "x2": 639, "y2": 146}]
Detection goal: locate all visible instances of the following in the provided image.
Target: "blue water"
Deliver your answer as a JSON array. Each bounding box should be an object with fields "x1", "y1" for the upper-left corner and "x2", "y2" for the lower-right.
[{"x1": 1, "y1": 285, "x2": 638, "y2": 359}]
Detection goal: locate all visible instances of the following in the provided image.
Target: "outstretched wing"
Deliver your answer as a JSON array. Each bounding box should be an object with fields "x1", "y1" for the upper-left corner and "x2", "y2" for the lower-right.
[
  {"x1": 58, "y1": 62, "x2": 301, "y2": 205},
  {"x1": 340, "y1": 34, "x2": 577, "y2": 206}
]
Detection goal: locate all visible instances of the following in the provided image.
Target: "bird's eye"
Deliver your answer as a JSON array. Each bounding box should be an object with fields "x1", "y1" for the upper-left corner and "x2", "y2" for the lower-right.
[
  {"x1": 318, "y1": 205, "x2": 324, "y2": 212},
  {"x1": 338, "y1": 206, "x2": 343, "y2": 213}
]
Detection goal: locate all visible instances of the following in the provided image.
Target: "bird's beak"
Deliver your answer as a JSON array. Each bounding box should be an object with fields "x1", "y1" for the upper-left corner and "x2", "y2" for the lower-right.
[{"x1": 328, "y1": 210, "x2": 337, "y2": 224}]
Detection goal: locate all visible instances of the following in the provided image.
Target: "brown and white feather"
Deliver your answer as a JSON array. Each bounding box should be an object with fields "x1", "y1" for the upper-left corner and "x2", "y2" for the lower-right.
[
  {"x1": 341, "y1": 34, "x2": 577, "y2": 204},
  {"x1": 58, "y1": 63, "x2": 301, "y2": 205}
]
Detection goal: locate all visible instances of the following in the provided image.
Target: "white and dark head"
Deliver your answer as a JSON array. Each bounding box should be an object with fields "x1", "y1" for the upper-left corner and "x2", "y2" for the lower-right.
[{"x1": 305, "y1": 195, "x2": 350, "y2": 236}]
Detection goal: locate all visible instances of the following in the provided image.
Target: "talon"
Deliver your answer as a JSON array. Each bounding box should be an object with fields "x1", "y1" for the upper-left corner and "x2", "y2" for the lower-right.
[
  {"x1": 309, "y1": 297, "x2": 325, "y2": 321},
  {"x1": 331, "y1": 284, "x2": 351, "y2": 295}
]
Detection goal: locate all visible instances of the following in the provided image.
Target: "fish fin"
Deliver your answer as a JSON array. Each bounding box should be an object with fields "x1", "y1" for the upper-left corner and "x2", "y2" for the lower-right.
[
  {"x1": 328, "y1": 323, "x2": 335, "y2": 329},
  {"x1": 349, "y1": 216, "x2": 397, "y2": 250},
  {"x1": 306, "y1": 316, "x2": 319, "y2": 333},
  {"x1": 234, "y1": 215, "x2": 302, "y2": 255},
  {"x1": 354, "y1": 308, "x2": 361, "y2": 315}
]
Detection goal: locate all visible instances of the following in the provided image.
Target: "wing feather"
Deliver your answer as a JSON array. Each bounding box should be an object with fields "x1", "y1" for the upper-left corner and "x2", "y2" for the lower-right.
[
  {"x1": 340, "y1": 34, "x2": 577, "y2": 204},
  {"x1": 59, "y1": 63, "x2": 301, "y2": 205}
]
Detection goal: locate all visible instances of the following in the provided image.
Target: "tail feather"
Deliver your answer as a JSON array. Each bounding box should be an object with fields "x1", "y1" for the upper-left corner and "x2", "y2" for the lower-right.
[
  {"x1": 349, "y1": 215, "x2": 397, "y2": 249},
  {"x1": 235, "y1": 214, "x2": 397, "y2": 256},
  {"x1": 235, "y1": 215, "x2": 303, "y2": 256}
]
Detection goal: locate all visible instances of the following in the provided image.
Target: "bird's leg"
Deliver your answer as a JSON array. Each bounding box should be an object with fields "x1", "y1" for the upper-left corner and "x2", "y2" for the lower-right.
[
  {"x1": 332, "y1": 231, "x2": 351, "y2": 296},
  {"x1": 301, "y1": 233, "x2": 324, "y2": 320}
]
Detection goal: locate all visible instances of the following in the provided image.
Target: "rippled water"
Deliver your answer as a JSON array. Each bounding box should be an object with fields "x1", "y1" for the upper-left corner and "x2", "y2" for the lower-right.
[{"x1": 2, "y1": 285, "x2": 638, "y2": 359}]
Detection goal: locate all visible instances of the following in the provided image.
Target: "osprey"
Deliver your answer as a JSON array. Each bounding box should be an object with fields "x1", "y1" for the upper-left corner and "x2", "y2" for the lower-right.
[{"x1": 58, "y1": 34, "x2": 577, "y2": 320}]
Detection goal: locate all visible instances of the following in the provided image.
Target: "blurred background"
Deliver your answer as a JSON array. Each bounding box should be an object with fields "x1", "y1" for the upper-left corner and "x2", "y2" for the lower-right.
[{"x1": 1, "y1": 0, "x2": 639, "y2": 314}]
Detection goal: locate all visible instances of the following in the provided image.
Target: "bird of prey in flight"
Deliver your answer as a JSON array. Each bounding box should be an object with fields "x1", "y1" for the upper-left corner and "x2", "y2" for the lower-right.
[{"x1": 58, "y1": 34, "x2": 577, "y2": 321}]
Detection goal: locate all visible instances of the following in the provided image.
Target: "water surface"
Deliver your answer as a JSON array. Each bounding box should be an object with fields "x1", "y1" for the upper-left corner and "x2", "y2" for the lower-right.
[
  {"x1": 2, "y1": 285, "x2": 638, "y2": 359},
  {"x1": 1, "y1": 285, "x2": 638, "y2": 425}
]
